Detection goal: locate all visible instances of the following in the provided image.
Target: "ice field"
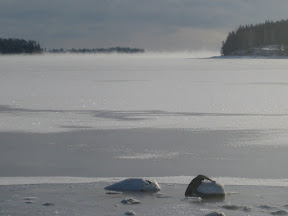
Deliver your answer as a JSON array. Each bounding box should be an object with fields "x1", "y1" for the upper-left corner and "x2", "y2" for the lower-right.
[{"x1": 1, "y1": 53, "x2": 288, "y2": 215}]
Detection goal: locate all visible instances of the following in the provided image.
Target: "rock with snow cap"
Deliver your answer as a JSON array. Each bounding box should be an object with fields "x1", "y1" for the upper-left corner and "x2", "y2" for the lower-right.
[{"x1": 105, "y1": 178, "x2": 161, "y2": 192}]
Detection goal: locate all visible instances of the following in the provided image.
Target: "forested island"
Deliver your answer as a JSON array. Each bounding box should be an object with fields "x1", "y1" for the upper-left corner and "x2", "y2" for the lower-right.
[
  {"x1": 221, "y1": 19, "x2": 288, "y2": 56},
  {"x1": 0, "y1": 38, "x2": 42, "y2": 54},
  {"x1": 0, "y1": 38, "x2": 145, "y2": 54}
]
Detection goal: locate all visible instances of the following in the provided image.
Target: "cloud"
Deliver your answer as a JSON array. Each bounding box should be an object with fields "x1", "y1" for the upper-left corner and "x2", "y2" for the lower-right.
[{"x1": 1, "y1": 0, "x2": 288, "y2": 51}]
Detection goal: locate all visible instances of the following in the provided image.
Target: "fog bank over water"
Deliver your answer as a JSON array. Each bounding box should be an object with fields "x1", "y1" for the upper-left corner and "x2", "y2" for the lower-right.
[
  {"x1": 40, "y1": 50, "x2": 220, "y2": 58},
  {"x1": 138, "y1": 50, "x2": 220, "y2": 58}
]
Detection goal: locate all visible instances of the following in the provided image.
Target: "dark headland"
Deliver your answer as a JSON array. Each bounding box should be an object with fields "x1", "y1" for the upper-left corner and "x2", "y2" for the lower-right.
[{"x1": 221, "y1": 19, "x2": 288, "y2": 56}]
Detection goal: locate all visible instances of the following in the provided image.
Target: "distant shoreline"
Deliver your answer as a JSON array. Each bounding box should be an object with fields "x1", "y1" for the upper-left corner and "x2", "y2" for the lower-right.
[
  {"x1": 0, "y1": 38, "x2": 145, "y2": 54},
  {"x1": 46, "y1": 47, "x2": 145, "y2": 54},
  {"x1": 210, "y1": 55, "x2": 288, "y2": 59}
]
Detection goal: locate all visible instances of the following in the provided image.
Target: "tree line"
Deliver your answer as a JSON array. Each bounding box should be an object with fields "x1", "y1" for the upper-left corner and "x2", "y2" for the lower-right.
[
  {"x1": 0, "y1": 38, "x2": 42, "y2": 54},
  {"x1": 0, "y1": 37, "x2": 145, "y2": 54},
  {"x1": 48, "y1": 47, "x2": 145, "y2": 54},
  {"x1": 221, "y1": 19, "x2": 288, "y2": 56}
]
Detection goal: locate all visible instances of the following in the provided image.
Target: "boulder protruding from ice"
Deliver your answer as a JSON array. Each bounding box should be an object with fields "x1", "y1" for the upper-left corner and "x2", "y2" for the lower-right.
[
  {"x1": 121, "y1": 198, "x2": 141, "y2": 204},
  {"x1": 185, "y1": 175, "x2": 225, "y2": 199},
  {"x1": 125, "y1": 210, "x2": 137, "y2": 215},
  {"x1": 271, "y1": 210, "x2": 288, "y2": 215},
  {"x1": 197, "y1": 181, "x2": 225, "y2": 198},
  {"x1": 205, "y1": 211, "x2": 225, "y2": 216},
  {"x1": 105, "y1": 178, "x2": 161, "y2": 192},
  {"x1": 42, "y1": 202, "x2": 55, "y2": 206}
]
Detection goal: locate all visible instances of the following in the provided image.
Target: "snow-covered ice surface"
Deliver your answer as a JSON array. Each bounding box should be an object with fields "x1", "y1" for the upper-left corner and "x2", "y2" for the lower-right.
[
  {"x1": 1, "y1": 53, "x2": 288, "y2": 215},
  {"x1": 1, "y1": 181, "x2": 288, "y2": 216}
]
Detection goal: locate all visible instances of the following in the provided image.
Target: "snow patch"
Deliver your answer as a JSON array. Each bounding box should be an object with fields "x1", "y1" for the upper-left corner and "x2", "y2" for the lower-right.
[
  {"x1": 222, "y1": 204, "x2": 252, "y2": 212},
  {"x1": 259, "y1": 204, "x2": 278, "y2": 209},
  {"x1": 271, "y1": 210, "x2": 288, "y2": 215},
  {"x1": 116, "y1": 152, "x2": 181, "y2": 160}
]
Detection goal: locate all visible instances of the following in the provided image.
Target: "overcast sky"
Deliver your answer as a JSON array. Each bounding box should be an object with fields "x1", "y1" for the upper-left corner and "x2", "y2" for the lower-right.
[{"x1": 1, "y1": 0, "x2": 288, "y2": 51}]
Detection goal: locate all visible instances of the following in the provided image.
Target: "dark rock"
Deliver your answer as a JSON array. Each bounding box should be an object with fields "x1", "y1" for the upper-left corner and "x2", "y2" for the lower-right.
[
  {"x1": 121, "y1": 198, "x2": 141, "y2": 204},
  {"x1": 42, "y1": 202, "x2": 55, "y2": 206},
  {"x1": 125, "y1": 210, "x2": 136, "y2": 215}
]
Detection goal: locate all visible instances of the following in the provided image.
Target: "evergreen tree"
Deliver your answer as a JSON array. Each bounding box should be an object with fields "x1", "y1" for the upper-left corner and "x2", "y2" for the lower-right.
[
  {"x1": 221, "y1": 19, "x2": 288, "y2": 56},
  {"x1": 0, "y1": 38, "x2": 42, "y2": 54}
]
